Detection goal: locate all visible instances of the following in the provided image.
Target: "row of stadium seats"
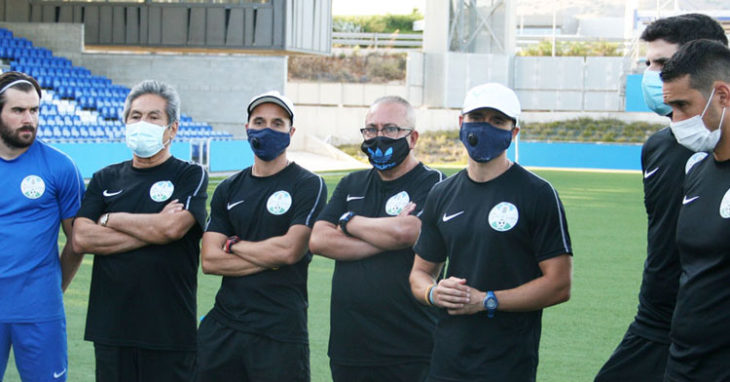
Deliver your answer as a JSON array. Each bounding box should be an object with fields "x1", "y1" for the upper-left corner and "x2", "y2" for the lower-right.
[
  {"x1": 0, "y1": 27, "x2": 234, "y2": 143},
  {"x1": 37, "y1": 124, "x2": 232, "y2": 142}
]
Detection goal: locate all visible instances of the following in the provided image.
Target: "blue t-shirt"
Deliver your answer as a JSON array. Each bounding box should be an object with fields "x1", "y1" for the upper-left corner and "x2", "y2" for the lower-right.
[{"x1": 0, "y1": 140, "x2": 84, "y2": 322}]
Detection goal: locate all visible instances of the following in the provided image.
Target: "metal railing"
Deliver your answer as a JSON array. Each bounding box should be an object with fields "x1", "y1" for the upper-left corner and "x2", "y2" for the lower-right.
[{"x1": 332, "y1": 32, "x2": 423, "y2": 49}]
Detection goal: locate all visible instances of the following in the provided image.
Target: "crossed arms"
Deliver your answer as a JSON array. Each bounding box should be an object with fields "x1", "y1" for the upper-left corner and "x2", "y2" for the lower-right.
[
  {"x1": 72, "y1": 199, "x2": 196, "y2": 255},
  {"x1": 308, "y1": 202, "x2": 420, "y2": 261},
  {"x1": 200, "y1": 225, "x2": 312, "y2": 277}
]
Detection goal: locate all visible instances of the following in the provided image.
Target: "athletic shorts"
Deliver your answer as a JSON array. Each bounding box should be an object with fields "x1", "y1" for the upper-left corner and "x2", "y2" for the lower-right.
[
  {"x1": 94, "y1": 343, "x2": 195, "y2": 382},
  {"x1": 594, "y1": 330, "x2": 669, "y2": 382},
  {"x1": 330, "y1": 360, "x2": 429, "y2": 382},
  {"x1": 195, "y1": 315, "x2": 309, "y2": 382},
  {"x1": 665, "y1": 343, "x2": 730, "y2": 382},
  {"x1": 0, "y1": 319, "x2": 68, "y2": 381}
]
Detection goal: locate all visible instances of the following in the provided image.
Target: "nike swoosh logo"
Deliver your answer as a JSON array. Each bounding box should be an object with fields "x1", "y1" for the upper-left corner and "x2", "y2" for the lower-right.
[
  {"x1": 442, "y1": 211, "x2": 464, "y2": 222},
  {"x1": 102, "y1": 189, "x2": 122, "y2": 197},
  {"x1": 682, "y1": 196, "x2": 699, "y2": 205},
  {"x1": 644, "y1": 167, "x2": 659, "y2": 179},
  {"x1": 227, "y1": 200, "x2": 244, "y2": 210},
  {"x1": 53, "y1": 368, "x2": 67, "y2": 378},
  {"x1": 346, "y1": 195, "x2": 365, "y2": 202}
]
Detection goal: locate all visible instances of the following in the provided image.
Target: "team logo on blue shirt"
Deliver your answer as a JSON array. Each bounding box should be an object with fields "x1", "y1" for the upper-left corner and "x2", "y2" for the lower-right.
[
  {"x1": 267, "y1": 190, "x2": 292, "y2": 215},
  {"x1": 685, "y1": 152, "x2": 708, "y2": 174},
  {"x1": 488, "y1": 202, "x2": 519, "y2": 232},
  {"x1": 720, "y1": 188, "x2": 730, "y2": 219},
  {"x1": 385, "y1": 191, "x2": 410, "y2": 216},
  {"x1": 20, "y1": 175, "x2": 45, "y2": 199},
  {"x1": 149, "y1": 180, "x2": 175, "y2": 202}
]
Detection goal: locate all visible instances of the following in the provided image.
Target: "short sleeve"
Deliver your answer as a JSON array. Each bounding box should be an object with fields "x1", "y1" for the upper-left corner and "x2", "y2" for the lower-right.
[
  {"x1": 316, "y1": 175, "x2": 350, "y2": 224},
  {"x1": 530, "y1": 183, "x2": 572, "y2": 262},
  {"x1": 177, "y1": 164, "x2": 209, "y2": 229},
  {"x1": 413, "y1": 186, "x2": 448, "y2": 263},
  {"x1": 205, "y1": 179, "x2": 234, "y2": 236},
  {"x1": 290, "y1": 175, "x2": 327, "y2": 228},
  {"x1": 76, "y1": 172, "x2": 107, "y2": 222},
  {"x1": 55, "y1": 156, "x2": 85, "y2": 220}
]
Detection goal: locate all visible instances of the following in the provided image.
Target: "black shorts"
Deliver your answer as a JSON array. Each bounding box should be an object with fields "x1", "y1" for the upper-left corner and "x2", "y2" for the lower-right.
[
  {"x1": 94, "y1": 343, "x2": 195, "y2": 382},
  {"x1": 594, "y1": 330, "x2": 669, "y2": 382},
  {"x1": 330, "y1": 360, "x2": 429, "y2": 382},
  {"x1": 665, "y1": 343, "x2": 730, "y2": 382},
  {"x1": 195, "y1": 315, "x2": 309, "y2": 382}
]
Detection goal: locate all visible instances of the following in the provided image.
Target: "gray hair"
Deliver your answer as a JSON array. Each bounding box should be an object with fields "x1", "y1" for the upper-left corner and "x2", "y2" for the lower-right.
[
  {"x1": 122, "y1": 80, "x2": 181, "y2": 124},
  {"x1": 368, "y1": 95, "x2": 416, "y2": 129}
]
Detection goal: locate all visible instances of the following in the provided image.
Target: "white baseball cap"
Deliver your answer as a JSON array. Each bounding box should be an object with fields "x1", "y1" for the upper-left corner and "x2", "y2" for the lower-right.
[
  {"x1": 247, "y1": 90, "x2": 295, "y2": 123},
  {"x1": 461, "y1": 83, "x2": 521, "y2": 123}
]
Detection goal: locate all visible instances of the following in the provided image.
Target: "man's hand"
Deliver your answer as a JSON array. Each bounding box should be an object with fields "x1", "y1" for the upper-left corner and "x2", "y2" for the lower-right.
[
  {"x1": 432, "y1": 277, "x2": 471, "y2": 309},
  {"x1": 447, "y1": 284, "x2": 487, "y2": 316},
  {"x1": 160, "y1": 199, "x2": 185, "y2": 214},
  {"x1": 398, "y1": 202, "x2": 417, "y2": 217}
]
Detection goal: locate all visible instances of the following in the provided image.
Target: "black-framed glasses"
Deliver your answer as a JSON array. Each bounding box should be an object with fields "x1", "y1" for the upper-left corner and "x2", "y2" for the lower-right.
[{"x1": 360, "y1": 125, "x2": 413, "y2": 139}]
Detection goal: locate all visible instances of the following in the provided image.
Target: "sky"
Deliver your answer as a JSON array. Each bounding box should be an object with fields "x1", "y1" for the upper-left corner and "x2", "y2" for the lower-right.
[{"x1": 332, "y1": 0, "x2": 426, "y2": 15}]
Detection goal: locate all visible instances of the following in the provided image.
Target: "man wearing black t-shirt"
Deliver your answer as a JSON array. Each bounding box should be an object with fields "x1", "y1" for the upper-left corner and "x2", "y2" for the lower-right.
[
  {"x1": 660, "y1": 40, "x2": 730, "y2": 382},
  {"x1": 595, "y1": 15, "x2": 728, "y2": 382},
  {"x1": 409, "y1": 83, "x2": 572, "y2": 381},
  {"x1": 72, "y1": 80, "x2": 208, "y2": 381},
  {"x1": 309, "y1": 95, "x2": 444, "y2": 382},
  {"x1": 196, "y1": 91, "x2": 326, "y2": 382}
]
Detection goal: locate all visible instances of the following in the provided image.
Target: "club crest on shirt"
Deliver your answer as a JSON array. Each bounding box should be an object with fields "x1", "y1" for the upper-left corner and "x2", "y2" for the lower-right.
[
  {"x1": 385, "y1": 191, "x2": 410, "y2": 216},
  {"x1": 149, "y1": 180, "x2": 175, "y2": 202},
  {"x1": 720, "y1": 188, "x2": 730, "y2": 219},
  {"x1": 685, "y1": 152, "x2": 708, "y2": 174},
  {"x1": 267, "y1": 190, "x2": 292, "y2": 215},
  {"x1": 20, "y1": 175, "x2": 45, "y2": 199},
  {"x1": 488, "y1": 202, "x2": 519, "y2": 232}
]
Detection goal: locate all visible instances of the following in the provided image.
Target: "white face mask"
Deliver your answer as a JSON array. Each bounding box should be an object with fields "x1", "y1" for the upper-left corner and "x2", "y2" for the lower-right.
[
  {"x1": 125, "y1": 121, "x2": 169, "y2": 158},
  {"x1": 670, "y1": 88, "x2": 726, "y2": 152}
]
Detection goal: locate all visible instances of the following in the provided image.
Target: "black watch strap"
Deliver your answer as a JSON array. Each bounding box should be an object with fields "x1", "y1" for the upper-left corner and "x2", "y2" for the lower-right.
[{"x1": 339, "y1": 211, "x2": 356, "y2": 237}]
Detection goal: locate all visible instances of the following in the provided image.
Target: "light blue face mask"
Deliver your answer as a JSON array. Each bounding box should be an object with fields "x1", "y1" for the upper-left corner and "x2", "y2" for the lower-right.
[{"x1": 641, "y1": 69, "x2": 672, "y2": 116}]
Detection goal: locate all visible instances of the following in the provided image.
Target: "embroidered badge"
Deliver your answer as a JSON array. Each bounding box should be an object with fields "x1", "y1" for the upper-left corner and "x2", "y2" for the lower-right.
[
  {"x1": 385, "y1": 191, "x2": 410, "y2": 216},
  {"x1": 149, "y1": 180, "x2": 175, "y2": 202},
  {"x1": 488, "y1": 202, "x2": 519, "y2": 232},
  {"x1": 267, "y1": 190, "x2": 293, "y2": 215}
]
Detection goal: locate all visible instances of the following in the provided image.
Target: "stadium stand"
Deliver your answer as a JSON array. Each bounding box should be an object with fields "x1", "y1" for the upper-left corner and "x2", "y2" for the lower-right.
[{"x1": 0, "y1": 27, "x2": 233, "y2": 144}]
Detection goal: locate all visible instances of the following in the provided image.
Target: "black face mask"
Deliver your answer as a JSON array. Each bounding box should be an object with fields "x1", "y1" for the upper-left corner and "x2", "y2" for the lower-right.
[{"x1": 360, "y1": 135, "x2": 411, "y2": 171}]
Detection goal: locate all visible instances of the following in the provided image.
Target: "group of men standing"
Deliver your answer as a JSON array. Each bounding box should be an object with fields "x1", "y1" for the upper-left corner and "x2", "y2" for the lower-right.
[
  {"x1": 0, "y1": 67, "x2": 573, "y2": 381},
  {"x1": 1, "y1": 12, "x2": 729, "y2": 382}
]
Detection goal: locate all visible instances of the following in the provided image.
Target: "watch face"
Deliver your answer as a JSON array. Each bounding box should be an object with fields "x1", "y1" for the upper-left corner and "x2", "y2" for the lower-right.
[
  {"x1": 486, "y1": 298, "x2": 497, "y2": 310},
  {"x1": 339, "y1": 211, "x2": 351, "y2": 221}
]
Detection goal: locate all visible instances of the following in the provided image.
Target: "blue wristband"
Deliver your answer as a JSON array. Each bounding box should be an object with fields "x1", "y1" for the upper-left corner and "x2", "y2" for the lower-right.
[{"x1": 428, "y1": 285, "x2": 436, "y2": 306}]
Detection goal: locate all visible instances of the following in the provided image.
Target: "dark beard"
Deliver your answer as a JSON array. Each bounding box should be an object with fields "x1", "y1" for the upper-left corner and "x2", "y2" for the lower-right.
[{"x1": 0, "y1": 122, "x2": 36, "y2": 149}]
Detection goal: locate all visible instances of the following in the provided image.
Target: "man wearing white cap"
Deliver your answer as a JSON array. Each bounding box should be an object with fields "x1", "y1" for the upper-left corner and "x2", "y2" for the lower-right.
[
  {"x1": 197, "y1": 91, "x2": 326, "y2": 381},
  {"x1": 409, "y1": 83, "x2": 573, "y2": 380}
]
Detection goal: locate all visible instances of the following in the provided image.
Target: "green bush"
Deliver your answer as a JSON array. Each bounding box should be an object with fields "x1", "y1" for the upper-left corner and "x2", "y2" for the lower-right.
[
  {"x1": 518, "y1": 40, "x2": 622, "y2": 57},
  {"x1": 333, "y1": 10, "x2": 423, "y2": 34},
  {"x1": 520, "y1": 118, "x2": 664, "y2": 143}
]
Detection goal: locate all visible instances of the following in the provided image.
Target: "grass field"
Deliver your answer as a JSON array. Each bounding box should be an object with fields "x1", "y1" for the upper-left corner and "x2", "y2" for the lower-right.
[{"x1": 5, "y1": 168, "x2": 647, "y2": 381}]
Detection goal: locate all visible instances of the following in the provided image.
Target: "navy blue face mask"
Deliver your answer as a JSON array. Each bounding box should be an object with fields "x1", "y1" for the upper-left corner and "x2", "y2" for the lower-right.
[
  {"x1": 459, "y1": 122, "x2": 513, "y2": 163},
  {"x1": 247, "y1": 127, "x2": 291, "y2": 161},
  {"x1": 360, "y1": 135, "x2": 411, "y2": 171}
]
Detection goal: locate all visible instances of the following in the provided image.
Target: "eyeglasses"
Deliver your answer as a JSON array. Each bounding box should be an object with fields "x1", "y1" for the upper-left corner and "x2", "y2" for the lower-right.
[{"x1": 360, "y1": 125, "x2": 413, "y2": 139}]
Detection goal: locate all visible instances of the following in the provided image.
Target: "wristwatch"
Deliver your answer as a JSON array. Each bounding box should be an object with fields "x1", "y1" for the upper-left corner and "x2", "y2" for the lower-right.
[
  {"x1": 338, "y1": 211, "x2": 356, "y2": 237},
  {"x1": 483, "y1": 291, "x2": 498, "y2": 318},
  {"x1": 100, "y1": 212, "x2": 110, "y2": 227}
]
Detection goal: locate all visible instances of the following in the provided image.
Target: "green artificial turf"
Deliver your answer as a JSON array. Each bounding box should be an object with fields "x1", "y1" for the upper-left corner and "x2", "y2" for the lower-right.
[{"x1": 4, "y1": 168, "x2": 647, "y2": 381}]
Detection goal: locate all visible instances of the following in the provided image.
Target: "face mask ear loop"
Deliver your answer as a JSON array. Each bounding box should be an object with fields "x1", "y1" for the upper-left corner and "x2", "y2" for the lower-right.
[
  {"x1": 719, "y1": 106, "x2": 727, "y2": 130},
  {"x1": 701, "y1": 87, "x2": 717, "y2": 118}
]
